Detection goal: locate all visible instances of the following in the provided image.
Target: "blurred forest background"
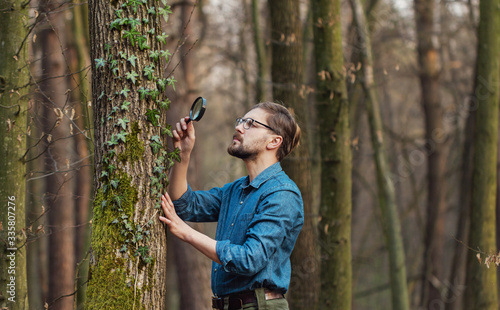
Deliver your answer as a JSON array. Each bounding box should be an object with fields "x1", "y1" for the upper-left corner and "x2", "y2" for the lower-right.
[{"x1": 1, "y1": 0, "x2": 500, "y2": 309}]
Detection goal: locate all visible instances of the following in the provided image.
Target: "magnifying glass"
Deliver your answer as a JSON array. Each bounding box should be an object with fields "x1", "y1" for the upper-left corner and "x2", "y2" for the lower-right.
[{"x1": 186, "y1": 97, "x2": 207, "y2": 123}]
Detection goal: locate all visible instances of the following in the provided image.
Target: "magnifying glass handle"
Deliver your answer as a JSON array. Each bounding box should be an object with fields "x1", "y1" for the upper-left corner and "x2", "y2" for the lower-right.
[{"x1": 185, "y1": 118, "x2": 192, "y2": 124}]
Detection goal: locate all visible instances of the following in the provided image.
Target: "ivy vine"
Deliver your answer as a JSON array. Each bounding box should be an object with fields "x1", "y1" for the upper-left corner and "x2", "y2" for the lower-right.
[{"x1": 94, "y1": 0, "x2": 179, "y2": 265}]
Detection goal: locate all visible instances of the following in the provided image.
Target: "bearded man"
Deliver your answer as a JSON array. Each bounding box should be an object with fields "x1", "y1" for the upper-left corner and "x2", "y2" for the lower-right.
[{"x1": 159, "y1": 102, "x2": 304, "y2": 310}]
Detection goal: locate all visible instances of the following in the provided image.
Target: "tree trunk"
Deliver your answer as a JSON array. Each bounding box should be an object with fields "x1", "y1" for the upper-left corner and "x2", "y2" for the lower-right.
[
  {"x1": 68, "y1": 2, "x2": 93, "y2": 309},
  {"x1": 267, "y1": 1, "x2": 319, "y2": 309},
  {"x1": 34, "y1": 1, "x2": 78, "y2": 309},
  {"x1": 251, "y1": 0, "x2": 269, "y2": 101},
  {"x1": 86, "y1": 0, "x2": 173, "y2": 308},
  {"x1": 350, "y1": 0, "x2": 410, "y2": 309},
  {"x1": 171, "y1": 3, "x2": 212, "y2": 310},
  {"x1": 312, "y1": 0, "x2": 353, "y2": 309},
  {"x1": 414, "y1": 0, "x2": 447, "y2": 307},
  {"x1": 0, "y1": 0, "x2": 30, "y2": 308},
  {"x1": 464, "y1": 0, "x2": 500, "y2": 309}
]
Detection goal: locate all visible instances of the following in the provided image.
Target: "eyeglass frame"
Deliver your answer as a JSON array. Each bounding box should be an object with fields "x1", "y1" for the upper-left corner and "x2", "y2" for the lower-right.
[{"x1": 235, "y1": 117, "x2": 277, "y2": 133}]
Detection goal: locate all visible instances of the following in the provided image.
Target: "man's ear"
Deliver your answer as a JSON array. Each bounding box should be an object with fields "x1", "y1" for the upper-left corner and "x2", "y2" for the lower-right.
[{"x1": 267, "y1": 135, "x2": 283, "y2": 151}]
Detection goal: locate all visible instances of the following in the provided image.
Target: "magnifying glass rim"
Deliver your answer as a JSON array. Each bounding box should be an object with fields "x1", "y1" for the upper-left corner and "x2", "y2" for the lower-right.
[{"x1": 189, "y1": 97, "x2": 207, "y2": 122}]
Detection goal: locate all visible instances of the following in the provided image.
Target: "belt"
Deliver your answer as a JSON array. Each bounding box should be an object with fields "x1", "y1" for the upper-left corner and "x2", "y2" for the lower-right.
[{"x1": 212, "y1": 289, "x2": 284, "y2": 310}]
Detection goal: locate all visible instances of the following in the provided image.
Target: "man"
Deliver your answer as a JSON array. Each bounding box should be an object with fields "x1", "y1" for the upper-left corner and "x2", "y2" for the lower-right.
[{"x1": 159, "y1": 102, "x2": 304, "y2": 310}]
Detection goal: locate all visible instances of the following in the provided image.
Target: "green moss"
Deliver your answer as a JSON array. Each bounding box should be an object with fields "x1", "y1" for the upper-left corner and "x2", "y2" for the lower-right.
[
  {"x1": 118, "y1": 121, "x2": 145, "y2": 163},
  {"x1": 86, "y1": 173, "x2": 139, "y2": 309}
]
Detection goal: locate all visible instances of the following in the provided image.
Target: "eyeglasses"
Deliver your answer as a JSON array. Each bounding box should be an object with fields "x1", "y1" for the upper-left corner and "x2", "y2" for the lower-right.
[{"x1": 235, "y1": 118, "x2": 277, "y2": 133}]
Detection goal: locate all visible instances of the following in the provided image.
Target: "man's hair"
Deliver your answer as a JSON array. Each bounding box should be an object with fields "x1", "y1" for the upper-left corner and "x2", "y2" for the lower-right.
[{"x1": 251, "y1": 102, "x2": 301, "y2": 161}]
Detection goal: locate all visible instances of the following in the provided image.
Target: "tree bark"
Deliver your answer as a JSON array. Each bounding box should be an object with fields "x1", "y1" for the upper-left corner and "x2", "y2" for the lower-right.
[
  {"x1": 414, "y1": 0, "x2": 447, "y2": 307},
  {"x1": 268, "y1": 1, "x2": 319, "y2": 309},
  {"x1": 464, "y1": 0, "x2": 500, "y2": 309},
  {"x1": 312, "y1": 0, "x2": 353, "y2": 309},
  {"x1": 350, "y1": 0, "x2": 410, "y2": 309},
  {"x1": 86, "y1": 0, "x2": 172, "y2": 308},
  {"x1": 0, "y1": 0, "x2": 30, "y2": 308}
]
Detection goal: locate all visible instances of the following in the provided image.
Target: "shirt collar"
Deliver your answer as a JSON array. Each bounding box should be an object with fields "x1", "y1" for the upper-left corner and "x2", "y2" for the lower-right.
[{"x1": 242, "y1": 162, "x2": 282, "y2": 189}]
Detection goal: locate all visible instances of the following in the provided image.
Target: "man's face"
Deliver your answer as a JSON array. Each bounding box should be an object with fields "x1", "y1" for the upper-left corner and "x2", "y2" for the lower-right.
[{"x1": 227, "y1": 108, "x2": 273, "y2": 160}]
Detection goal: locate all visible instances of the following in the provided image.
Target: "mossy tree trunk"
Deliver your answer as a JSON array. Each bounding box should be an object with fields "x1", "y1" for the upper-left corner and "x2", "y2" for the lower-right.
[
  {"x1": 312, "y1": 0, "x2": 352, "y2": 309},
  {"x1": 414, "y1": 0, "x2": 447, "y2": 307},
  {"x1": 0, "y1": 0, "x2": 29, "y2": 309},
  {"x1": 464, "y1": 0, "x2": 500, "y2": 309},
  {"x1": 87, "y1": 0, "x2": 175, "y2": 308},
  {"x1": 268, "y1": 1, "x2": 319, "y2": 309},
  {"x1": 350, "y1": 0, "x2": 410, "y2": 309}
]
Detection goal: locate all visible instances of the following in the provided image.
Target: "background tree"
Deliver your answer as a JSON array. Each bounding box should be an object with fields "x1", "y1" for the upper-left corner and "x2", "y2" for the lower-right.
[
  {"x1": 268, "y1": 0, "x2": 319, "y2": 309},
  {"x1": 86, "y1": 0, "x2": 175, "y2": 307},
  {"x1": 350, "y1": 0, "x2": 409, "y2": 309},
  {"x1": 0, "y1": 0, "x2": 30, "y2": 308},
  {"x1": 464, "y1": 0, "x2": 500, "y2": 308},
  {"x1": 414, "y1": 0, "x2": 448, "y2": 307},
  {"x1": 312, "y1": 0, "x2": 353, "y2": 309}
]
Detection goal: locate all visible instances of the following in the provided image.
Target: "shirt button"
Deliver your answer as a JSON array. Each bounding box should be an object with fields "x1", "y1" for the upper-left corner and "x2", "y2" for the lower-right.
[
  {"x1": 231, "y1": 223, "x2": 234, "y2": 226},
  {"x1": 214, "y1": 269, "x2": 217, "y2": 272},
  {"x1": 240, "y1": 201, "x2": 243, "y2": 204}
]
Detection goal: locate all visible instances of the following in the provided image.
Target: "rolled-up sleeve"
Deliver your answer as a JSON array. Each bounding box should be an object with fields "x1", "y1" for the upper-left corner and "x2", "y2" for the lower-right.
[
  {"x1": 216, "y1": 188, "x2": 303, "y2": 276},
  {"x1": 173, "y1": 184, "x2": 224, "y2": 222}
]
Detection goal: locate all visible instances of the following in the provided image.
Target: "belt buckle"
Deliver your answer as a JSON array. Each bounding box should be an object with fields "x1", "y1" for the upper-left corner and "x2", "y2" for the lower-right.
[
  {"x1": 228, "y1": 297, "x2": 243, "y2": 309},
  {"x1": 212, "y1": 296, "x2": 223, "y2": 309}
]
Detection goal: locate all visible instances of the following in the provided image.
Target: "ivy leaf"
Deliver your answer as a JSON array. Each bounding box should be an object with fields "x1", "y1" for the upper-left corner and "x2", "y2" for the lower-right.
[
  {"x1": 147, "y1": 6, "x2": 156, "y2": 15},
  {"x1": 144, "y1": 64, "x2": 155, "y2": 80},
  {"x1": 158, "y1": 5, "x2": 172, "y2": 22},
  {"x1": 117, "y1": 117, "x2": 130, "y2": 130},
  {"x1": 159, "y1": 99, "x2": 170, "y2": 110},
  {"x1": 160, "y1": 50, "x2": 172, "y2": 61},
  {"x1": 127, "y1": 55, "x2": 138, "y2": 68},
  {"x1": 111, "y1": 179, "x2": 119, "y2": 189},
  {"x1": 125, "y1": 71, "x2": 139, "y2": 84},
  {"x1": 142, "y1": 18, "x2": 149, "y2": 24},
  {"x1": 119, "y1": 244, "x2": 128, "y2": 253},
  {"x1": 149, "y1": 50, "x2": 160, "y2": 62},
  {"x1": 169, "y1": 147, "x2": 181, "y2": 163},
  {"x1": 114, "y1": 195, "x2": 123, "y2": 208},
  {"x1": 95, "y1": 58, "x2": 106, "y2": 69},
  {"x1": 100, "y1": 171, "x2": 109, "y2": 178},
  {"x1": 137, "y1": 36, "x2": 150, "y2": 50},
  {"x1": 146, "y1": 109, "x2": 160, "y2": 127},
  {"x1": 107, "y1": 134, "x2": 119, "y2": 146},
  {"x1": 128, "y1": 18, "x2": 141, "y2": 29},
  {"x1": 149, "y1": 89, "x2": 159, "y2": 100},
  {"x1": 116, "y1": 131, "x2": 128, "y2": 142},
  {"x1": 115, "y1": 9, "x2": 123, "y2": 18},
  {"x1": 121, "y1": 101, "x2": 131, "y2": 111},
  {"x1": 161, "y1": 125, "x2": 172, "y2": 137},
  {"x1": 110, "y1": 18, "x2": 122, "y2": 30},
  {"x1": 153, "y1": 165, "x2": 165, "y2": 174},
  {"x1": 167, "y1": 76, "x2": 177, "y2": 91},
  {"x1": 157, "y1": 78, "x2": 167, "y2": 92},
  {"x1": 138, "y1": 87, "x2": 149, "y2": 100},
  {"x1": 102, "y1": 200, "x2": 108, "y2": 208},
  {"x1": 119, "y1": 51, "x2": 127, "y2": 59},
  {"x1": 156, "y1": 32, "x2": 168, "y2": 45},
  {"x1": 111, "y1": 218, "x2": 119, "y2": 224},
  {"x1": 120, "y1": 87, "x2": 130, "y2": 98},
  {"x1": 123, "y1": 29, "x2": 141, "y2": 46},
  {"x1": 108, "y1": 164, "x2": 116, "y2": 174}
]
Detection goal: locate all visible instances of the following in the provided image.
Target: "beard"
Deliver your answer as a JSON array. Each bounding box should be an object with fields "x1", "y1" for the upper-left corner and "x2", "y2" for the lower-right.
[{"x1": 227, "y1": 134, "x2": 263, "y2": 160}]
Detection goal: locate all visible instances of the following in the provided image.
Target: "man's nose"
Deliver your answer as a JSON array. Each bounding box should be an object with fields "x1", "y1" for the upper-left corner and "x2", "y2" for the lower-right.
[{"x1": 235, "y1": 123, "x2": 245, "y2": 133}]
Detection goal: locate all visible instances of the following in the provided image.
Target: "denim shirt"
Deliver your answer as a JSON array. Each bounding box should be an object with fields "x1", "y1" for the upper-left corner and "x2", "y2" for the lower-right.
[{"x1": 173, "y1": 162, "x2": 304, "y2": 296}]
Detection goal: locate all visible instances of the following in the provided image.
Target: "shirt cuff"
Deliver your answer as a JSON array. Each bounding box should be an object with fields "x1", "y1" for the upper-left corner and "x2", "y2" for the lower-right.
[
  {"x1": 216, "y1": 240, "x2": 233, "y2": 272},
  {"x1": 172, "y1": 184, "x2": 193, "y2": 210}
]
